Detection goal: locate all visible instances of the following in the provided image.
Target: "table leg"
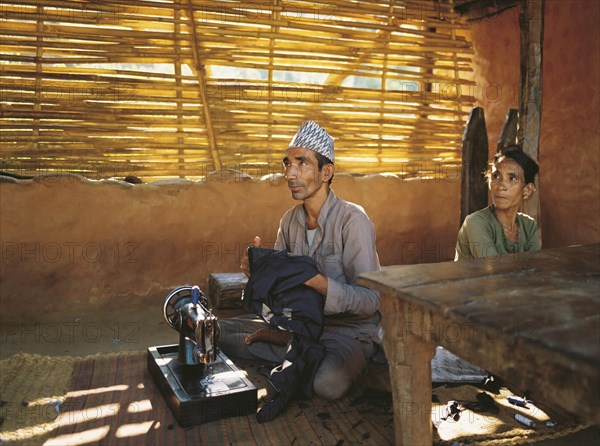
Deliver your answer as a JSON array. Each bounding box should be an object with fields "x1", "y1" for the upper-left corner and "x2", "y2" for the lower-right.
[{"x1": 381, "y1": 295, "x2": 436, "y2": 446}]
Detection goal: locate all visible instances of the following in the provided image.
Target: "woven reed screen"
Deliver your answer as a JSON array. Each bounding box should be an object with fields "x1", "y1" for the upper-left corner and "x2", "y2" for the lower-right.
[{"x1": 0, "y1": 0, "x2": 474, "y2": 181}]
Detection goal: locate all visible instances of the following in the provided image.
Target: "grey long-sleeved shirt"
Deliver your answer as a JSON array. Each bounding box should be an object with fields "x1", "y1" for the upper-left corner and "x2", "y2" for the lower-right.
[{"x1": 274, "y1": 189, "x2": 381, "y2": 341}]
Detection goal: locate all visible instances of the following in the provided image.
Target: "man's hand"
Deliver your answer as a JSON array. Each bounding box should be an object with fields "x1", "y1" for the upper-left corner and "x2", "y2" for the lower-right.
[
  {"x1": 244, "y1": 327, "x2": 292, "y2": 346},
  {"x1": 240, "y1": 236, "x2": 261, "y2": 277},
  {"x1": 303, "y1": 273, "x2": 328, "y2": 296}
]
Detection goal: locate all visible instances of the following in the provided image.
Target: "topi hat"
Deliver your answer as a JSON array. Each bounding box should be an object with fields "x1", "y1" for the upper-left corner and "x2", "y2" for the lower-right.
[{"x1": 288, "y1": 120, "x2": 334, "y2": 163}]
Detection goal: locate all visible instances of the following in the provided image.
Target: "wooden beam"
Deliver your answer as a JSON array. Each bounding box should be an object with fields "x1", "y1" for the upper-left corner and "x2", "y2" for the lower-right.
[
  {"x1": 454, "y1": 0, "x2": 519, "y2": 21},
  {"x1": 175, "y1": 0, "x2": 185, "y2": 178},
  {"x1": 497, "y1": 108, "x2": 519, "y2": 152},
  {"x1": 518, "y1": 0, "x2": 544, "y2": 224},
  {"x1": 267, "y1": 0, "x2": 281, "y2": 161},
  {"x1": 33, "y1": 4, "x2": 43, "y2": 151},
  {"x1": 377, "y1": 0, "x2": 396, "y2": 162},
  {"x1": 186, "y1": 0, "x2": 221, "y2": 171},
  {"x1": 460, "y1": 107, "x2": 489, "y2": 226}
]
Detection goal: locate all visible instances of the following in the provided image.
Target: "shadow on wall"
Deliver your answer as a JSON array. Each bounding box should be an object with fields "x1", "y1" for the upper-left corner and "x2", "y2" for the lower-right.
[{"x1": 0, "y1": 171, "x2": 460, "y2": 316}]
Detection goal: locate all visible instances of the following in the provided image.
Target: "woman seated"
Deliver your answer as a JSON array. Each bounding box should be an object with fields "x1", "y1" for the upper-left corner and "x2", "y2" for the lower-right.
[
  {"x1": 434, "y1": 147, "x2": 541, "y2": 385},
  {"x1": 455, "y1": 146, "x2": 540, "y2": 261}
]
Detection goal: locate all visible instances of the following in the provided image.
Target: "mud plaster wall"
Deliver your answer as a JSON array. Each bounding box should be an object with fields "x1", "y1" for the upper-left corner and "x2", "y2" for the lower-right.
[
  {"x1": 0, "y1": 174, "x2": 459, "y2": 317},
  {"x1": 468, "y1": 0, "x2": 600, "y2": 248}
]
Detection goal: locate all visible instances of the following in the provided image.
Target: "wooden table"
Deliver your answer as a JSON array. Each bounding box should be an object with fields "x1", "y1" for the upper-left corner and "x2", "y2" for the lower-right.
[{"x1": 357, "y1": 244, "x2": 600, "y2": 445}]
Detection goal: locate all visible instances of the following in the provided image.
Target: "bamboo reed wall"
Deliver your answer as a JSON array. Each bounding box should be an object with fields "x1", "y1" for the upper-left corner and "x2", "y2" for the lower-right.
[{"x1": 0, "y1": 0, "x2": 475, "y2": 181}]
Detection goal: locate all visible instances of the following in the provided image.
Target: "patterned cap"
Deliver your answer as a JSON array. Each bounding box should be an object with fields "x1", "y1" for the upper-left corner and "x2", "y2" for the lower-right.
[{"x1": 288, "y1": 120, "x2": 334, "y2": 163}]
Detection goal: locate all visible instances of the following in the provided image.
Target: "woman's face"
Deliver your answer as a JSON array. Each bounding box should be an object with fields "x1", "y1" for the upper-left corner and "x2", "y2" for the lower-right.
[{"x1": 489, "y1": 157, "x2": 533, "y2": 210}]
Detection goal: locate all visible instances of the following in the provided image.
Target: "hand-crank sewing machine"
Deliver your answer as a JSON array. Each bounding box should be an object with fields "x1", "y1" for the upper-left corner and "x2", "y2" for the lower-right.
[{"x1": 147, "y1": 285, "x2": 257, "y2": 427}]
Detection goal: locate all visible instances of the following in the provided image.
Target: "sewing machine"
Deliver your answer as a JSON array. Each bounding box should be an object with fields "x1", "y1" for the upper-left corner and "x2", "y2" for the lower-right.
[{"x1": 147, "y1": 285, "x2": 257, "y2": 427}]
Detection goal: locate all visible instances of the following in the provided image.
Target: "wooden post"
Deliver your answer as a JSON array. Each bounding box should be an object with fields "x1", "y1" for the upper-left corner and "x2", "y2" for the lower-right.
[
  {"x1": 518, "y1": 0, "x2": 544, "y2": 223},
  {"x1": 175, "y1": 0, "x2": 185, "y2": 178},
  {"x1": 460, "y1": 107, "x2": 489, "y2": 226},
  {"x1": 378, "y1": 1, "x2": 395, "y2": 163},
  {"x1": 381, "y1": 296, "x2": 436, "y2": 446},
  {"x1": 497, "y1": 108, "x2": 519, "y2": 152},
  {"x1": 267, "y1": 1, "x2": 281, "y2": 163},
  {"x1": 34, "y1": 5, "x2": 44, "y2": 153},
  {"x1": 186, "y1": 0, "x2": 221, "y2": 171}
]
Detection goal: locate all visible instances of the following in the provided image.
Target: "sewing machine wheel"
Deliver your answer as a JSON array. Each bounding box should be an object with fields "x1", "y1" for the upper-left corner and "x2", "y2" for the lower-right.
[{"x1": 163, "y1": 286, "x2": 203, "y2": 330}]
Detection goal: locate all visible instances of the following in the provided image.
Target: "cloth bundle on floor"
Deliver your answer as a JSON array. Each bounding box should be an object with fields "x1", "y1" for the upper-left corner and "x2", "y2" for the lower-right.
[{"x1": 243, "y1": 248, "x2": 325, "y2": 422}]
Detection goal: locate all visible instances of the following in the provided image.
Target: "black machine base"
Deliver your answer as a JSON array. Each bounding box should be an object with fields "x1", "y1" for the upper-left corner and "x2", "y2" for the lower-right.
[{"x1": 147, "y1": 344, "x2": 258, "y2": 427}]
